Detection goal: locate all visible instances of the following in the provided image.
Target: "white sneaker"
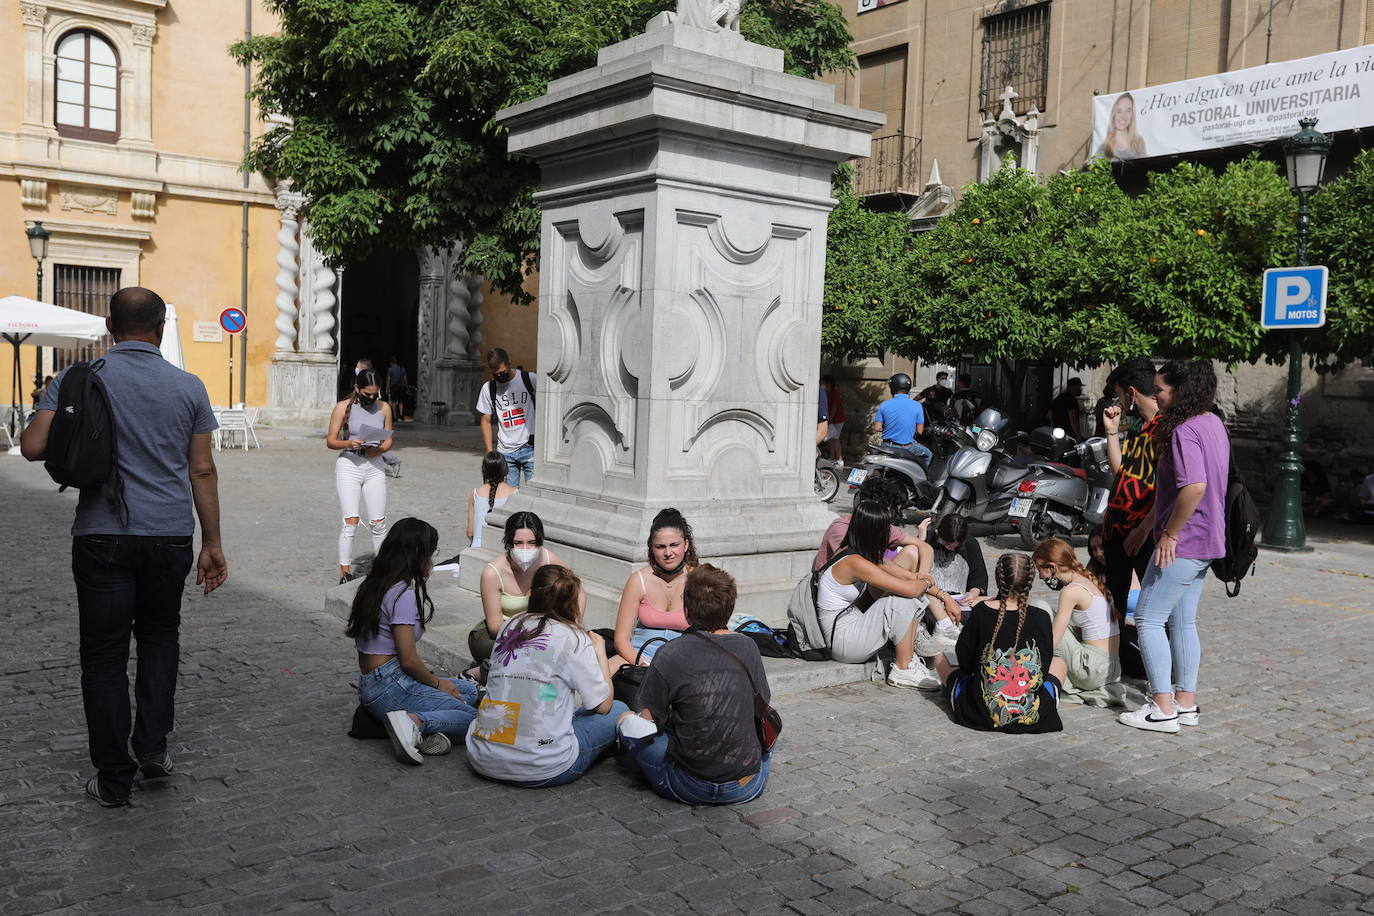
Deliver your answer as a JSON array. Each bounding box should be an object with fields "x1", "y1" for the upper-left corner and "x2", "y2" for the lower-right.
[
  {"x1": 418, "y1": 732, "x2": 451, "y2": 755},
  {"x1": 617, "y1": 714, "x2": 657, "y2": 740},
  {"x1": 1117, "y1": 699, "x2": 1180, "y2": 734},
  {"x1": 888, "y1": 658, "x2": 941, "y2": 690},
  {"x1": 1177, "y1": 704, "x2": 1200, "y2": 727},
  {"x1": 383, "y1": 711, "x2": 425, "y2": 764},
  {"x1": 916, "y1": 622, "x2": 961, "y2": 658}
]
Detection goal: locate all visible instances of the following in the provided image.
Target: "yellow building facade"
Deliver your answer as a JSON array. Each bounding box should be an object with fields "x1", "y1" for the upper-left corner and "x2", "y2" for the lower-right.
[{"x1": 2, "y1": 0, "x2": 530, "y2": 426}]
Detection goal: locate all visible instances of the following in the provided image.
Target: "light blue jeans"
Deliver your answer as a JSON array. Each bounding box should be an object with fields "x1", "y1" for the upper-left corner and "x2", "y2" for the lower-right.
[
  {"x1": 502, "y1": 442, "x2": 535, "y2": 487},
  {"x1": 357, "y1": 658, "x2": 480, "y2": 740},
  {"x1": 1134, "y1": 557, "x2": 1210, "y2": 697},
  {"x1": 630, "y1": 626, "x2": 682, "y2": 663},
  {"x1": 624, "y1": 731, "x2": 770, "y2": 805},
  {"x1": 486, "y1": 701, "x2": 629, "y2": 788}
]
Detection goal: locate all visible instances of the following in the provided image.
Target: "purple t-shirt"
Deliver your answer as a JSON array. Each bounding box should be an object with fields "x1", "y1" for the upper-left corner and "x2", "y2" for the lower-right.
[
  {"x1": 354, "y1": 582, "x2": 424, "y2": 655},
  {"x1": 1153, "y1": 413, "x2": 1229, "y2": 560}
]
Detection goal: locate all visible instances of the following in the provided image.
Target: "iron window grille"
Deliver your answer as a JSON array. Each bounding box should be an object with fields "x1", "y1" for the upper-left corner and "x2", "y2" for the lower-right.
[
  {"x1": 52, "y1": 264, "x2": 119, "y2": 371},
  {"x1": 979, "y1": 2, "x2": 1051, "y2": 117}
]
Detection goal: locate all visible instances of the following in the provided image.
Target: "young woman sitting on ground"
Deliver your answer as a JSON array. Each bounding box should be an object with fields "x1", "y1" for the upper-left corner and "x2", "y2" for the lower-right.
[
  {"x1": 347, "y1": 518, "x2": 481, "y2": 765},
  {"x1": 618, "y1": 565, "x2": 773, "y2": 805},
  {"x1": 472, "y1": 511, "x2": 566, "y2": 674},
  {"x1": 613, "y1": 508, "x2": 699, "y2": 666},
  {"x1": 466, "y1": 451, "x2": 516, "y2": 550},
  {"x1": 816, "y1": 500, "x2": 963, "y2": 689},
  {"x1": 813, "y1": 475, "x2": 924, "y2": 571},
  {"x1": 934, "y1": 553, "x2": 1065, "y2": 733},
  {"x1": 1032, "y1": 538, "x2": 1125, "y2": 707},
  {"x1": 466, "y1": 566, "x2": 627, "y2": 787}
]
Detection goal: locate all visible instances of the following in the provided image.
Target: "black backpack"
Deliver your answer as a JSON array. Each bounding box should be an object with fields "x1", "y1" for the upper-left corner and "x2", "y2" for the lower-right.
[
  {"x1": 44, "y1": 360, "x2": 128, "y2": 526},
  {"x1": 1210, "y1": 460, "x2": 1260, "y2": 597}
]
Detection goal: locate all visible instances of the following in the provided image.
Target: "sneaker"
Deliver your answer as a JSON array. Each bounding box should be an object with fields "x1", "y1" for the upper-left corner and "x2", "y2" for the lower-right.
[
  {"x1": 617, "y1": 714, "x2": 657, "y2": 740},
  {"x1": 1177, "y1": 704, "x2": 1200, "y2": 727},
  {"x1": 916, "y1": 621, "x2": 961, "y2": 658},
  {"x1": 85, "y1": 776, "x2": 129, "y2": 807},
  {"x1": 888, "y1": 658, "x2": 941, "y2": 690},
  {"x1": 338, "y1": 572, "x2": 358, "y2": 586},
  {"x1": 417, "y1": 732, "x2": 451, "y2": 756},
  {"x1": 383, "y1": 711, "x2": 424, "y2": 765},
  {"x1": 1117, "y1": 699, "x2": 1181, "y2": 734},
  {"x1": 138, "y1": 752, "x2": 174, "y2": 779}
]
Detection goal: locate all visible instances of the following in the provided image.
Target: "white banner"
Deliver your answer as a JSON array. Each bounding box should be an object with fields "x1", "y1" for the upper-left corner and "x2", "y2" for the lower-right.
[{"x1": 1091, "y1": 46, "x2": 1374, "y2": 162}]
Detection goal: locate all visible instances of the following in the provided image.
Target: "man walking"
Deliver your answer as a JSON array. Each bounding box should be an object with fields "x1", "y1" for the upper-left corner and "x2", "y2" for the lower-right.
[
  {"x1": 475, "y1": 347, "x2": 536, "y2": 486},
  {"x1": 21, "y1": 287, "x2": 227, "y2": 807},
  {"x1": 872, "y1": 373, "x2": 932, "y2": 466},
  {"x1": 1050, "y1": 376, "x2": 1085, "y2": 439}
]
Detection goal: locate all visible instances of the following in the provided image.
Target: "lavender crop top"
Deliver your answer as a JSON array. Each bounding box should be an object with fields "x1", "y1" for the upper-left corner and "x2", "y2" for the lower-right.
[{"x1": 354, "y1": 582, "x2": 424, "y2": 655}]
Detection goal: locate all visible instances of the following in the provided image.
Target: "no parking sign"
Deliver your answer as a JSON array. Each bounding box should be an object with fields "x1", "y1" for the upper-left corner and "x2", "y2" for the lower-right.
[{"x1": 219, "y1": 307, "x2": 247, "y2": 334}]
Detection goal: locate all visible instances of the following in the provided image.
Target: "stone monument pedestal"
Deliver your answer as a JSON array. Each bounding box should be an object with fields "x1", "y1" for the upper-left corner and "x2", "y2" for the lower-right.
[
  {"x1": 459, "y1": 16, "x2": 882, "y2": 621},
  {"x1": 431, "y1": 356, "x2": 484, "y2": 426},
  {"x1": 262, "y1": 350, "x2": 338, "y2": 427}
]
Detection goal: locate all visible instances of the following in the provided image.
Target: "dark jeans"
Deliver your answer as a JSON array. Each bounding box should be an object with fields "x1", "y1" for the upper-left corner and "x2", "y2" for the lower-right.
[
  {"x1": 1103, "y1": 532, "x2": 1152, "y2": 680},
  {"x1": 73, "y1": 534, "x2": 194, "y2": 800}
]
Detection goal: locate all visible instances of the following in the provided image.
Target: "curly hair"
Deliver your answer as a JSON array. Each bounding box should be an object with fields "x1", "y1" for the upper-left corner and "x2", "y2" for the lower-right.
[
  {"x1": 647, "y1": 508, "x2": 699, "y2": 569},
  {"x1": 1031, "y1": 537, "x2": 1115, "y2": 618},
  {"x1": 1154, "y1": 359, "x2": 1217, "y2": 445}
]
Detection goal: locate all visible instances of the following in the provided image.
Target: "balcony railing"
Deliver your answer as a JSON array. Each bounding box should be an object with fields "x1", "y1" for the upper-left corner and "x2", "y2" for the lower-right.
[{"x1": 853, "y1": 132, "x2": 922, "y2": 198}]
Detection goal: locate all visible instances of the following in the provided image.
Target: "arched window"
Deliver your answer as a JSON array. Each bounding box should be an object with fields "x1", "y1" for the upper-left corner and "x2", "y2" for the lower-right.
[{"x1": 55, "y1": 30, "x2": 120, "y2": 142}]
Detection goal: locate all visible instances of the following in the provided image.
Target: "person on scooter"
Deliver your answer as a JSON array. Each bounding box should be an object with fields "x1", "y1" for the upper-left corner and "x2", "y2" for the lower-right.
[
  {"x1": 872, "y1": 373, "x2": 932, "y2": 467},
  {"x1": 1099, "y1": 357, "x2": 1159, "y2": 680}
]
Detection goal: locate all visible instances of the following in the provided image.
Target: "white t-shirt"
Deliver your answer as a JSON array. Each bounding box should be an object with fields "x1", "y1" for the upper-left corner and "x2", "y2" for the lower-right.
[
  {"x1": 475, "y1": 372, "x2": 536, "y2": 453},
  {"x1": 465, "y1": 615, "x2": 610, "y2": 782}
]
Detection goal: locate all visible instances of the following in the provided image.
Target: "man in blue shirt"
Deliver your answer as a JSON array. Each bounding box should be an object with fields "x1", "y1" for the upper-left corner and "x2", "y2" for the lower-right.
[{"x1": 872, "y1": 373, "x2": 932, "y2": 466}]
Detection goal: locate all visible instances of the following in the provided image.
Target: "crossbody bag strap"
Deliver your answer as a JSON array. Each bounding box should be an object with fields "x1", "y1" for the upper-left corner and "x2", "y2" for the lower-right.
[
  {"x1": 816, "y1": 549, "x2": 861, "y2": 648},
  {"x1": 685, "y1": 629, "x2": 765, "y2": 701}
]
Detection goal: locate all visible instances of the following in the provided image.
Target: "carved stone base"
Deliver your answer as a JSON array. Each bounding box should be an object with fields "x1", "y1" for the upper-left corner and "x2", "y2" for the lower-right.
[
  {"x1": 426, "y1": 357, "x2": 485, "y2": 426},
  {"x1": 263, "y1": 350, "x2": 338, "y2": 426}
]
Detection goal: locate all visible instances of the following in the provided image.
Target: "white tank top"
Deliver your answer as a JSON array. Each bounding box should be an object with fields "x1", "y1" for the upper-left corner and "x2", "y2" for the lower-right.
[
  {"x1": 817, "y1": 564, "x2": 865, "y2": 613},
  {"x1": 1067, "y1": 581, "x2": 1118, "y2": 640}
]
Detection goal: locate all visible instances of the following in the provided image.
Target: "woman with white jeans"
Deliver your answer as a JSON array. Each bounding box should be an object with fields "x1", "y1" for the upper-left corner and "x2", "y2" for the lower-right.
[
  {"x1": 327, "y1": 369, "x2": 394, "y2": 584},
  {"x1": 1118, "y1": 360, "x2": 1230, "y2": 734}
]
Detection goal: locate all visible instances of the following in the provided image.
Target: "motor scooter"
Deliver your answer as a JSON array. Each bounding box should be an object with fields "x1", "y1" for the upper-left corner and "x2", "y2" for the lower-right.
[
  {"x1": 1009, "y1": 427, "x2": 1114, "y2": 548},
  {"x1": 928, "y1": 408, "x2": 1026, "y2": 525},
  {"x1": 844, "y1": 416, "x2": 968, "y2": 517}
]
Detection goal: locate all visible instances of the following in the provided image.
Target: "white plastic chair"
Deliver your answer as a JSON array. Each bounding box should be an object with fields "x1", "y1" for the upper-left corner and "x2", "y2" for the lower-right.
[{"x1": 216, "y1": 409, "x2": 250, "y2": 451}]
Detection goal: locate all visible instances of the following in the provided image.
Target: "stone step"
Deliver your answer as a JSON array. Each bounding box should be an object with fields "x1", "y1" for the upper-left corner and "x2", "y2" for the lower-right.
[{"x1": 323, "y1": 577, "x2": 875, "y2": 697}]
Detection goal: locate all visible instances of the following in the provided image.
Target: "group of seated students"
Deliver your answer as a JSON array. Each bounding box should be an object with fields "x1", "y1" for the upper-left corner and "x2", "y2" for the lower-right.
[
  {"x1": 345, "y1": 479, "x2": 1128, "y2": 804},
  {"x1": 346, "y1": 509, "x2": 770, "y2": 805}
]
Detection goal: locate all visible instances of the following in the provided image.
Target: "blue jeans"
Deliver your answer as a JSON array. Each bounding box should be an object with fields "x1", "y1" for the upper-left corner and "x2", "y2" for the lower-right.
[
  {"x1": 624, "y1": 731, "x2": 770, "y2": 805},
  {"x1": 73, "y1": 534, "x2": 194, "y2": 800},
  {"x1": 1134, "y1": 557, "x2": 1210, "y2": 696},
  {"x1": 502, "y1": 441, "x2": 534, "y2": 487},
  {"x1": 883, "y1": 439, "x2": 932, "y2": 467},
  {"x1": 630, "y1": 626, "x2": 682, "y2": 663},
  {"x1": 357, "y1": 658, "x2": 480, "y2": 740},
  {"x1": 489, "y1": 701, "x2": 628, "y2": 788}
]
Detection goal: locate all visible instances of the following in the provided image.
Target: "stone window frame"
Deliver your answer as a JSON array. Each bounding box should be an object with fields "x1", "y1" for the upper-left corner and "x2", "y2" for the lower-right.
[
  {"x1": 978, "y1": 0, "x2": 1052, "y2": 118},
  {"x1": 20, "y1": 1, "x2": 161, "y2": 148},
  {"x1": 53, "y1": 28, "x2": 122, "y2": 143}
]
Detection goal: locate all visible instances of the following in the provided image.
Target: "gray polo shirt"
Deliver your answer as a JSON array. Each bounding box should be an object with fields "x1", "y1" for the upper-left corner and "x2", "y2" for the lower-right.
[{"x1": 39, "y1": 341, "x2": 217, "y2": 537}]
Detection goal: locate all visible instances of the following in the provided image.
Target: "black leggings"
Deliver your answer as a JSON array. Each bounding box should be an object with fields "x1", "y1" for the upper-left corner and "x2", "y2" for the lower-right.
[{"x1": 1104, "y1": 532, "x2": 1152, "y2": 679}]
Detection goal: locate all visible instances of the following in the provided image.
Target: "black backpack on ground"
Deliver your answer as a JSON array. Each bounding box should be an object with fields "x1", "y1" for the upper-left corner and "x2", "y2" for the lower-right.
[
  {"x1": 44, "y1": 360, "x2": 128, "y2": 526},
  {"x1": 1211, "y1": 459, "x2": 1260, "y2": 597}
]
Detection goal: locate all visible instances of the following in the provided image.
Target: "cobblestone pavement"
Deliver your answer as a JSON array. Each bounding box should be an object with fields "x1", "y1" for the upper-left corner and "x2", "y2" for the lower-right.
[{"x1": 4, "y1": 430, "x2": 1374, "y2": 915}]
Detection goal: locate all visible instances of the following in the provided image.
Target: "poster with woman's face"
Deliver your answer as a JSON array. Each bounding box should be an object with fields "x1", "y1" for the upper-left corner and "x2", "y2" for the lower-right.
[{"x1": 1091, "y1": 46, "x2": 1374, "y2": 163}]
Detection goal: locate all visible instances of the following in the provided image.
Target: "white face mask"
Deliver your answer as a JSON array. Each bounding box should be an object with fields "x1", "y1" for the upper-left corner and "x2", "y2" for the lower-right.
[{"x1": 510, "y1": 547, "x2": 540, "y2": 570}]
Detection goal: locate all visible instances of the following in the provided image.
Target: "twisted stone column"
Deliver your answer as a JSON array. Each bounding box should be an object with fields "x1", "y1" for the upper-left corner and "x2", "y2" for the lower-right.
[
  {"x1": 273, "y1": 193, "x2": 302, "y2": 352},
  {"x1": 465, "y1": 274, "x2": 484, "y2": 359},
  {"x1": 310, "y1": 261, "x2": 337, "y2": 352},
  {"x1": 445, "y1": 264, "x2": 471, "y2": 359}
]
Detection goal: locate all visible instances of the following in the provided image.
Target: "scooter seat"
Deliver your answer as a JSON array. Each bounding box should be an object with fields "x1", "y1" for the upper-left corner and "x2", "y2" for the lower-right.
[
  {"x1": 1042, "y1": 462, "x2": 1087, "y2": 480},
  {"x1": 871, "y1": 443, "x2": 927, "y2": 465}
]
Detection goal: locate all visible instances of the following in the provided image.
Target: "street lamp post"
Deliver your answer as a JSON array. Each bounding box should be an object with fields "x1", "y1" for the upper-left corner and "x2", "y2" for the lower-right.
[
  {"x1": 26, "y1": 220, "x2": 51, "y2": 391},
  {"x1": 1260, "y1": 118, "x2": 1330, "y2": 552}
]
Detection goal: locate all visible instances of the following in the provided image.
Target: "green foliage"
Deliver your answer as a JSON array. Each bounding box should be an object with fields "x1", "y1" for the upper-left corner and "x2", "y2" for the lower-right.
[
  {"x1": 235, "y1": 0, "x2": 855, "y2": 302},
  {"x1": 821, "y1": 152, "x2": 1374, "y2": 371},
  {"x1": 1309, "y1": 148, "x2": 1374, "y2": 365}
]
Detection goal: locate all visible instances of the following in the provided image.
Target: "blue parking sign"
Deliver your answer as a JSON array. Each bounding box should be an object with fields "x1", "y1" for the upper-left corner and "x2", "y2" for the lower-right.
[{"x1": 1261, "y1": 266, "x2": 1327, "y2": 329}]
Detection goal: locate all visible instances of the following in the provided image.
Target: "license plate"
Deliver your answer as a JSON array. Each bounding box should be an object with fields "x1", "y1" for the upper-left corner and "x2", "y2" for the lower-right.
[
  {"x1": 1009, "y1": 497, "x2": 1031, "y2": 518},
  {"x1": 847, "y1": 468, "x2": 868, "y2": 486}
]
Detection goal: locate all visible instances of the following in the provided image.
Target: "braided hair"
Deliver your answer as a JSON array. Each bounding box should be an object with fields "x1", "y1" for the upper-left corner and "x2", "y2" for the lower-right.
[
  {"x1": 986, "y1": 553, "x2": 1035, "y2": 648},
  {"x1": 481, "y1": 451, "x2": 509, "y2": 510}
]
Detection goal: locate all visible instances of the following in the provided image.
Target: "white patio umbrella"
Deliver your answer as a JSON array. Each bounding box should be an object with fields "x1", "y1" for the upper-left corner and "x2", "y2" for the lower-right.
[
  {"x1": 160, "y1": 303, "x2": 185, "y2": 369},
  {"x1": 1, "y1": 295, "x2": 109, "y2": 435}
]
